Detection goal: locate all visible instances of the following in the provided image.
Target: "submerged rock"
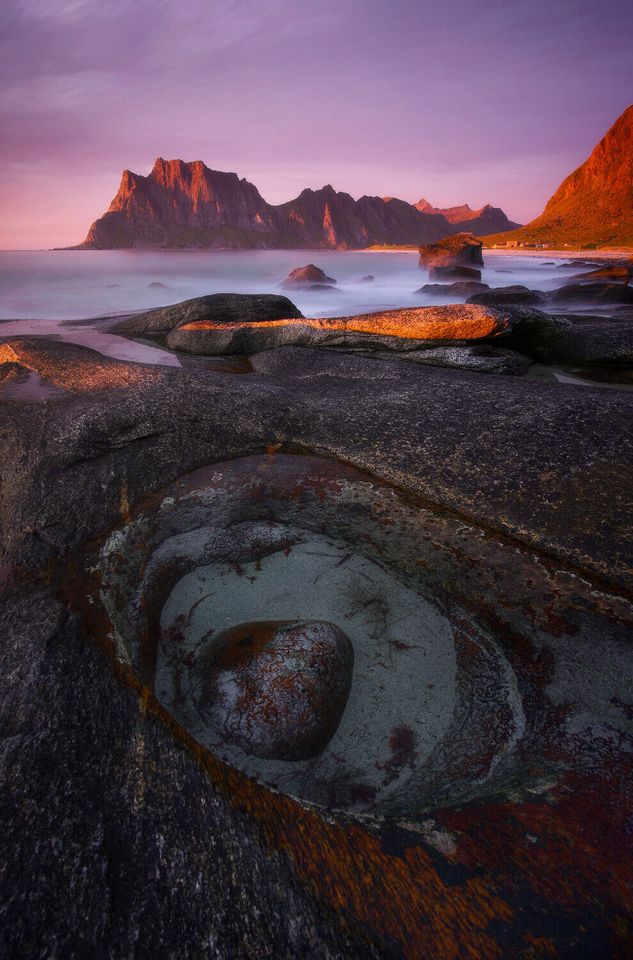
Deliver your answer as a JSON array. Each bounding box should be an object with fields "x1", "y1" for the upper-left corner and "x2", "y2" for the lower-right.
[
  {"x1": 204, "y1": 620, "x2": 354, "y2": 761},
  {"x1": 113, "y1": 293, "x2": 303, "y2": 335},
  {"x1": 282, "y1": 264, "x2": 337, "y2": 287}
]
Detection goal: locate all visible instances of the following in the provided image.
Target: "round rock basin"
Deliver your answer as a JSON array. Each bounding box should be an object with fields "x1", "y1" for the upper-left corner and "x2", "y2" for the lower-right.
[
  {"x1": 204, "y1": 619, "x2": 354, "y2": 761},
  {"x1": 97, "y1": 452, "x2": 632, "y2": 817}
]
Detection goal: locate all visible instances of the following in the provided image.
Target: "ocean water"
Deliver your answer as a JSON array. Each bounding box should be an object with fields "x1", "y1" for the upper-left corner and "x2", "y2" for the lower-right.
[{"x1": 0, "y1": 248, "x2": 569, "y2": 322}]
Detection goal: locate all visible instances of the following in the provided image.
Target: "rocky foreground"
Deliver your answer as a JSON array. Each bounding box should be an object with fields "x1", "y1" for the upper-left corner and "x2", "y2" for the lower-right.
[{"x1": 1, "y1": 295, "x2": 632, "y2": 958}]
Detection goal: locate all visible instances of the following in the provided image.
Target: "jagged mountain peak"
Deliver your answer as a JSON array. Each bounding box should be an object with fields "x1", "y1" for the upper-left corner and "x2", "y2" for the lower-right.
[
  {"x1": 482, "y1": 104, "x2": 633, "y2": 246},
  {"x1": 75, "y1": 161, "x2": 520, "y2": 250}
]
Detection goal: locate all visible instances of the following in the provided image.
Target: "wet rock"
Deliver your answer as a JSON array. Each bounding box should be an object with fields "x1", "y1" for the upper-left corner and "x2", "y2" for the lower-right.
[
  {"x1": 547, "y1": 283, "x2": 633, "y2": 307},
  {"x1": 204, "y1": 620, "x2": 354, "y2": 761},
  {"x1": 359, "y1": 274, "x2": 374, "y2": 282},
  {"x1": 282, "y1": 264, "x2": 336, "y2": 288},
  {"x1": 429, "y1": 265, "x2": 482, "y2": 281},
  {"x1": 467, "y1": 285, "x2": 546, "y2": 306},
  {"x1": 112, "y1": 293, "x2": 303, "y2": 335},
  {"x1": 418, "y1": 231, "x2": 484, "y2": 270},
  {"x1": 0, "y1": 339, "x2": 161, "y2": 393},
  {"x1": 418, "y1": 281, "x2": 489, "y2": 297}
]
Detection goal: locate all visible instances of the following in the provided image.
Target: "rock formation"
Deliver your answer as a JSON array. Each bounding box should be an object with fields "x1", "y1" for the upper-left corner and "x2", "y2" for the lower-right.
[
  {"x1": 483, "y1": 104, "x2": 633, "y2": 246},
  {"x1": 161, "y1": 302, "x2": 569, "y2": 358},
  {"x1": 73, "y1": 158, "x2": 520, "y2": 249},
  {"x1": 1, "y1": 330, "x2": 632, "y2": 958},
  {"x1": 113, "y1": 292, "x2": 304, "y2": 336},
  {"x1": 418, "y1": 232, "x2": 484, "y2": 269}
]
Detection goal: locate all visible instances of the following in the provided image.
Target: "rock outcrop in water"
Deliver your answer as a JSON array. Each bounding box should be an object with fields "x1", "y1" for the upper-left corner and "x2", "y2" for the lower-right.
[
  {"x1": 113, "y1": 292, "x2": 304, "y2": 336},
  {"x1": 282, "y1": 264, "x2": 337, "y2": 288},
  {"x1": 72, "y1": 158, "x2": 520, "y2": 250},
  {"x1": 483, "y1": 104, "x2": 633, "y2": 246}
]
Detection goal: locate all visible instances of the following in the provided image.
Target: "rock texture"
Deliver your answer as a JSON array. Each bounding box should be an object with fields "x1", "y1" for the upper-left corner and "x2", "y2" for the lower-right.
[
  {"x1": 113, "y1": 293, "x2": 303, "y2": 336},
  {"x1": 204, "y1": 620, "x2": 354, "y2": 761},
  {"x1": 417, "y1": 281, "x2": 490, "y2": 297},
  {"x1": 484, "y1": 104, "x2": 633, "y2": 246},
  {"x1": 73, "y1": 158, "x2": 519, "y2": 250},
  {"x1": 468, "y1": 286, "x2": 546, "y2": 306},
  {"x1": 419, "y1": 233, "x2": 484, "y2": 271},
  {"x1": 1, "y1": 336, "x2": 632, "y2": 958},
  {"x1": 163, "y1": 304, "x2": 570, "y2": 358},
  {"x1": 543, "y1": 316, "x2": 633, "y2": 363}
]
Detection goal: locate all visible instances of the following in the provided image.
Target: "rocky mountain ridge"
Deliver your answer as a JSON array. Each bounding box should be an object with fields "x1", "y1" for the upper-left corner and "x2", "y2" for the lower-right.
[
  {"x1": 483, "y1": 104, "x2": 633, "y2": 247},
  {"x1": 75, "y1": 158, "x2": 520, "y2": 249}
]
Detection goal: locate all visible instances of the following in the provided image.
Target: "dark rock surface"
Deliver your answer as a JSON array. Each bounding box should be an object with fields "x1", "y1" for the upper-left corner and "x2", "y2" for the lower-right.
[
  {"x1": 543, "y1": 315, "x2": 633, "y2": 363},
  {"x1": 419, "y1": 232, "x2": 484, "y2": 270},
  {"x1": 566, "y1": 264, "x2": 631, "y2": 284},
  {"x1": 282, "y1": 264, "x2": 336, "y2": 287},
  {"x1": 1, "y1": 333, "x2": 632, "y2": 958},
  {"x1": 547, "y1": 282, "x2": 633, "y2": 307},
  {"x1": 357, "y1": 343, "x2": 531, "y2": 375},
  {"x1": 113, "y1": 293, "x2": 304, "y2": 336},
  {"x1": 417, "y1": 281, "x2": 489, "y2": 297},
  {"x1": 429, "y1": 265, "x2": 482, "y2": 281},
  {"x1": 204, "y1": 620, "x2": 354, "y2": 761},
  {"x1": 467, "y1": 285, "x2": 546, "y2": 306}
]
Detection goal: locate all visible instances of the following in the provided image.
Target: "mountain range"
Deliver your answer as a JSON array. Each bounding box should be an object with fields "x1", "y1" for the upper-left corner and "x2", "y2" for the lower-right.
[
  {"x1": 484, "y1": 104, "x2": 633, "y2": 247},
  {"x1": 74, "y1": 160, "x2": 520, "y2": 250}
]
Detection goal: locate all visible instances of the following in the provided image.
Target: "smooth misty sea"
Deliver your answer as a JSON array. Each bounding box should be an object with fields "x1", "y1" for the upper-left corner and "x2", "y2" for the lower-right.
[{"x1": 0, "y1": 249, "x2": 572, "y2": 367}]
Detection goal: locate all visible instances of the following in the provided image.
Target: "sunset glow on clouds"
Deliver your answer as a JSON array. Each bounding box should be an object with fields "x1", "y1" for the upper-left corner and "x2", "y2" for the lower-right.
[{"x1": 2, "y1": 0, "x2": 632, "y2": 248}]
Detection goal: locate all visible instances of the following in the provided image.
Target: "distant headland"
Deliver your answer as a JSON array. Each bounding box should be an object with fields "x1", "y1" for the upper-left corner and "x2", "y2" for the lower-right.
[{"x1": 70, "y1": 163, "x2": 519, "y2": 251}]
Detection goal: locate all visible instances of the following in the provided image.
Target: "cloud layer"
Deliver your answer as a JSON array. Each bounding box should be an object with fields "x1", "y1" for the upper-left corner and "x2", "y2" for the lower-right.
[{"x1": 2, "y1": 0, "x2": 632, "y2": 247}]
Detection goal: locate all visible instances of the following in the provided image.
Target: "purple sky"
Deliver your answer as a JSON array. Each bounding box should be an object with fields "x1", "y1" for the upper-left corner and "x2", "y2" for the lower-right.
[{"x1": 1, "y1": 0, "x2": 632, "y2": 249}]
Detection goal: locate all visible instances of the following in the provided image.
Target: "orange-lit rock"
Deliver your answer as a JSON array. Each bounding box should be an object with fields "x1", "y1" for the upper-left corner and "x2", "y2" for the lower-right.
[{"x1": 166, "y1": 304, "x2": 569, "y2": 357}]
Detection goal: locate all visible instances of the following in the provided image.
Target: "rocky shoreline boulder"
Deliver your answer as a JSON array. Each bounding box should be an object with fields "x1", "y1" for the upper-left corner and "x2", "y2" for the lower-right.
[
  {"x1": 165, "y1": 303, "x2": 570, "y2": 359},
  {"x1": 468, "y1": 285, "x2": 546, "y2": 307},
  {"x1": 112, "y1": 293, "x2": 304, "y2": 336}
]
